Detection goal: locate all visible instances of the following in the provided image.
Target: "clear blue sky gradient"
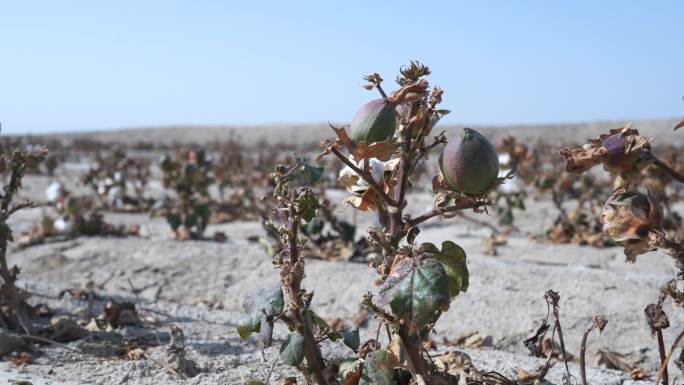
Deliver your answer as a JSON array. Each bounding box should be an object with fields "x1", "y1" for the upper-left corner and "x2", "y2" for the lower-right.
[{"x1": 2, "y1": 1, "x2": 683, "y2": 134}]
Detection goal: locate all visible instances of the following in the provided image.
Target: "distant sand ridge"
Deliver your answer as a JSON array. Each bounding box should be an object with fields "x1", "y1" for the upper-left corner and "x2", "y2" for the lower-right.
[{"x1": 34, "y1": 118, "x2": 684, "y2": 146}]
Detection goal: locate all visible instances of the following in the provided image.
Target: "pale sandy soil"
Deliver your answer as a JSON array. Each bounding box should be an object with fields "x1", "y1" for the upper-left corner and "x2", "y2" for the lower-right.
[
  {"x1": 39, "y1": 118, "x2": 684, "y2": 147},
  {"x1": 1, "y1": 122, "x2": 683, "y2": 384}
]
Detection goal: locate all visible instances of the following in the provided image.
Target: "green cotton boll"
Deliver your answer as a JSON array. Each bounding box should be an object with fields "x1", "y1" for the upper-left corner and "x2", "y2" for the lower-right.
[
  {"x1": 439, "y1": 127, "x2": 499, "y2": 195},
  {"x1": 350, "y1": 98, "x2": 397, "y2": 143}
]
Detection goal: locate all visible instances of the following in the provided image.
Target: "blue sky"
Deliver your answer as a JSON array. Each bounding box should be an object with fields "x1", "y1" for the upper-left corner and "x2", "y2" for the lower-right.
[{"x1": 1, "y1": 1, "x2": 683, "y2": 134}]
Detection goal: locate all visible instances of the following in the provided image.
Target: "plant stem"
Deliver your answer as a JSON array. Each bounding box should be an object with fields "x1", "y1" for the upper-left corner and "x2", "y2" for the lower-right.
[
  {"x1": 0, "y1": 160, "x2": 36, "y2": 335},
  {"x1": 407, "y1": 131, "x2": 446, "y2": 175},
  {"x1": 408, "y1": 200, "x2": 486, "y2": 227},
  {"x1": 653, "y1": 157, "x2": 684, "y2": 183},
  {"x1": 654, "y1": 328, "x2": 684, "y2": 385},
  {"x1": 376, "y1": 84, "x2": 388, "y2": 99},
  {"x1": 657, "y1": 330, "x2": 669, "y2": 385},
  {"x1": 283, "y1": 203, "x2": 328, "y2": 385},
  {"x1": 398, "y1": 323, "x2": 429, "y2": 377},
  {"x1": 389, "y1": 122, "x2": 434, "y2": 382},
  {"x1": 395, "y1": 121, "x2": 414, "y2": 215},
  {"x1": 579, "y1": 324, "x2": 594, "y2": 385}
]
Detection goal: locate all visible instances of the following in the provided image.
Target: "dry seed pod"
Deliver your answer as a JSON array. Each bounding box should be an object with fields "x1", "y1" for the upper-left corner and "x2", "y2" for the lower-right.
[
  {"x1": 350, "y1": 98, "x2": 397, "y2": 143},
  {"x1": 439, "y1": 127, "x2": 500, "y2": 195},
  {"x1": 601, "y1": 134, "x2": 642, "y2": 172}
]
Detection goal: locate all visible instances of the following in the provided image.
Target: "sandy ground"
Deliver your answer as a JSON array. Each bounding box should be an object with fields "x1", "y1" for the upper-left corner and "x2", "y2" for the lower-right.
[
  {"x1": 2, "y1": 120, "x2": 684, "y2": 384},
  {"x1": 39, "y1": 117, "x2": 684, "y2": 147}
]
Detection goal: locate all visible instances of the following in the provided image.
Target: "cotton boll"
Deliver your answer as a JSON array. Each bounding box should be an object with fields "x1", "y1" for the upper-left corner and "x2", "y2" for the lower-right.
[
  {"x1": 54, "y1": 217, "x2": 73, "y2": 234},
  {"x1": 45, "y1": 182, "x2": 63, "y2": 202},
  {"x1": 498, "y1": 153, "x2": 512, "y2": 168},
  {"x1": 499, "y1": 176, "x2": 524, "y2": 194},
  {"x1": 367, "y1": 158, "x2": 386, "y2": 185}
]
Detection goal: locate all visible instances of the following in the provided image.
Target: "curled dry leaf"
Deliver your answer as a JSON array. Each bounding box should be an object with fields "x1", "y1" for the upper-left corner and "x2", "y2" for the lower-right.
[
  {"x1": 560, "y1": 124, "x2": 651, "y2": 177},
  {"x1": 559, "y1": 146, "x2": 608, "y2": 174},
  {"x1": 630, "y1": 367, "x2": 647, "y2": 380},
  {"x1": 674, "y1": 117, "x2": 684, "y2": 131},
  {"x1": 434, "y1": 351, "x2": 474, "y2": 378},
  {"x1": 592, "y1": 349, "x2": 642, "y2": 375},
  {"x1": 342, "y1": 189, "x2": 379, "y2": 212},
  {"x1": 600, "y1": 189, "x2": 663, "y2": 262},
  {"x1": 592, "y1": 314, "x2": 608, "y2": 333},
  {"x1": 9, "y1": 351, "x2": 33, "y2": 366},
  {"x1": 321, "y1": 124, "x2": 401, "y2": 163},
  {"x1": 644, "y1": 303, "x2": 669, "y2": 333}
]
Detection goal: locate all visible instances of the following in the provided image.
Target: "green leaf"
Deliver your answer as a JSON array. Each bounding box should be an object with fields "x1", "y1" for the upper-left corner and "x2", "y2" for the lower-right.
[
  {"x1": 359, "y1": 349, "x2": 395, "y2": 385},
  {"x1": 338, "y1": 221, "x2": 356, "y2": 242},
  {"x1": 193, "y1": 203, "x2": 211, "y2": 221},
  {"x1": 339, "y1": 329, "x2": 360, "y2": 352},
  {"x1": 422, "y1": 241, "x2": 469, "y2": 297},
  {"x1": 237, "y1": 286, "x2": 284, "y2": 341},
  {"x1": 379, "y1": 258, "x2": 450, "y2": 329},
  {"x1": 280, "y1": 333, "x2": 305, "y2": 367},
  {"x1": 159, "y1": 154, "x2": 174, "y2": 171},
  {"x1": 500, "y1": 209, "x2": 513, "y2": 226},
  {"x1": 166, "y1": 213, "x2": 181, "y2": 230},
  {"x1": 515, "y1": 198, "x2": 526, "y2": 210},
  {"x1": 304, "y1": 218, "x2": 324, "y2": 235},
  {"x1": 185, "y1": 213, "x2": 197, "y2": 228},
  {"x1": 297, "y1": 193, "x2": 319, "y2": 222},
  {"x1": 295, "y1": 157, "x2": 324, "y2": 186}
]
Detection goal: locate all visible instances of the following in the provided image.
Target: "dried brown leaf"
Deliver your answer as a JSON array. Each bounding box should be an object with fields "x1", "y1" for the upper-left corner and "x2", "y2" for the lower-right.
[
  {"x1": 559, "y1": 147, "x2": 608, "y2": 174},
  {"x1": 435, "y1": 351, "x2": 474, "y2": 377},
  {"x1": 352, "y1": 141, "x2": 401, "y2": 162},
  {"x1": 331, "y1": 124, "x2": 355, "y2": 151},
  {"x1": 674, "y1": 117, "x2": 684, "y2": 131},
  {"x1": 342, "y1": 189, "x2": 378, "y2": 212}
]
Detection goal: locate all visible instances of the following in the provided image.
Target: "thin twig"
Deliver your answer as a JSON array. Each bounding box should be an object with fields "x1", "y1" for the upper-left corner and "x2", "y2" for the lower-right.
[
  {"x1": 376, "y1": 84, "x2": 388, "y2": 99},
  {"x1": 20, "y1": 335, "x2": 84, "y2": 354},
  {"x1": 329, "y1": 147, "x2": 398, "y2": 207},
  {"x1": 653, "y1": 158, "x2": 684, "y2": 183},
  {"x1": 265, "y1": 355, "x2": 279, "y2": 385},
  {"x1": 579, "y1": 325, "x2": 592, "y2": 385},
  {"x1": 408, "y1": 131, "x2": 446, "y2": 175},
  {"x1": 657, "y1": 330, "x2": 670, "y2": 385},
  {"x1": 408, "y1": 200, "x2": 488, "y2": 227},
  {"x1": 654, "y1": 328, "x2": 684, "y2": 385},
  {"x1": 373, "y1": 319, "x2": 383, "y2": 349}
]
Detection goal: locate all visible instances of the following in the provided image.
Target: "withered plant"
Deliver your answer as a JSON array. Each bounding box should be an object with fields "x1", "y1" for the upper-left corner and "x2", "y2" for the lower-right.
[
  {"x1": 81, "y1": 146, "x2": 152, "y2": 212},
  {"x1": 561, "y1": 123, "x2": 684, "y2": 383},
  {"x1": 18, "y1": 182, "x2": 138, "y2": 247},
  {"x1": 260, "y1": 189, "x2": 374, "y2": 263},
  {"x1": 210, "y1": 140, "x2": 264, "y2": 224},
  {"x1": 0, "y1": 144, "x2": 47, "y2": 334},
  {"x1": 239, "y1": 159, "x2": 356, "y2": 385},
  {"x1": 240, "y1": 62, "x2": 510, "y2": 384},
  {"x1": 154, "y1": 149, "x2": 215, "y2": 240},
  {"x1": 533, "y1": 170, "x2": 610, "y2": 247}
]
